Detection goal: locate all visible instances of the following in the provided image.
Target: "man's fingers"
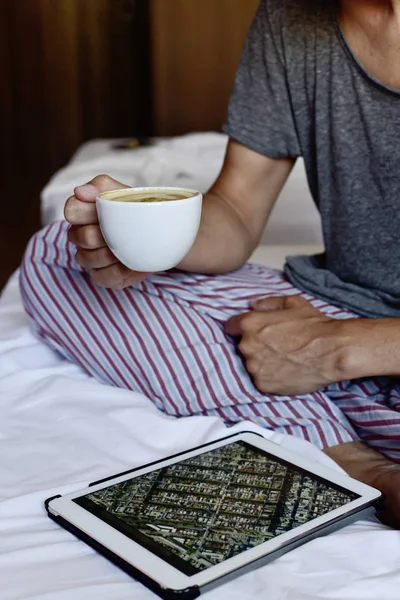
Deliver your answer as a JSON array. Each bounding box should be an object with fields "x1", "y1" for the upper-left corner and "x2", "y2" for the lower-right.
[
  {"x1": 65, "y1": 175, "x2": 128, "y2": 225},
  {"x1": 68, "y1": 224, "x2": 106, "y2": 250},
  {"x1": 65, "y1": 196, "x2": 99, "y2": 225},
  {"x1": 63, "y1": 174, "x2": 138, "y2": 289},
  {"x1": 76, "y1": 247, "x2": 118, "y2": 270},
  {"x1": 250, "y1": 295, "x2": 311, "y2": 312},
  {"x1": 122, "y1": 271, "x2": 153, "y2": 289},
  {"x1": 225, "y1": 305, "x2": 316, "y2": 337},
  {"x1": 225, "y1": 311, "x2": 276, "y2": 336},
  {"x1": 90, "y1": 263, "x2": 134, "y2": 288},
  {"x1": 75, "y1": 175, "x2": 128, "y2": 203},
  {"x1": 225, "y1": 314, "x2": 246, "y2": 337},
  {"x1": 89, "y1": 263, "x2": 147, "y2": 289},
  {"x1": 226, "y1": 297, "x2": 307, "y2": 337},
  {"x1": 73, "y1": 183, "x2": 100, "y2": 204}
]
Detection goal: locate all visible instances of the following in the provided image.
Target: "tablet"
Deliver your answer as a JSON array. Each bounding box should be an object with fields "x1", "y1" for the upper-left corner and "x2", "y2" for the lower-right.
[{"x1": 46, "y1": 431, "x2": 381, "y2": 599}]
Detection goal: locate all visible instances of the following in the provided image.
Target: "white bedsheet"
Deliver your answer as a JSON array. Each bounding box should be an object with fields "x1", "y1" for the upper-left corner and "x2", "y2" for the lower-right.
[
  {"x1": 2, "y1": 271, "x2": 400, "y2": 600},
  {"x1": 1, "y1": 133, "x2": 399, "y2": 599}
]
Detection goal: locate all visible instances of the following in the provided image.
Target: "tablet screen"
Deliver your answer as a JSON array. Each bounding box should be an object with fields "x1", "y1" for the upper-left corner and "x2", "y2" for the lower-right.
[{"x1": 74, "y1": 441, "x2": 359, "y2": 575}]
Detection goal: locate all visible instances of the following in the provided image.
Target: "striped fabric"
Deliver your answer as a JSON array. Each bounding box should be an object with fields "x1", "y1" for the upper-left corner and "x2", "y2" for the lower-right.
[{"x1": 20, "y1": 221, "x2": 400, "y2": 463}]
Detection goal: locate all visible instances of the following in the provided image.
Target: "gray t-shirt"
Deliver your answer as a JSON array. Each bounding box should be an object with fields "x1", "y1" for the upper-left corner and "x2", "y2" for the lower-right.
[{"x1": 223, "y1": 0, "x2": 400, "y2": 318}]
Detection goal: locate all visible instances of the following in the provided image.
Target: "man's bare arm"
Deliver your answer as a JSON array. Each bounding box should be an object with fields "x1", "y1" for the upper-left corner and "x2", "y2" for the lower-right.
[
  {"x1": 65, "y1": 140, "x2": 294, "y2": 288},
  {"x1": 225, "y1": 296, "x2": 400, "y2": 525},
  {"x1": 178, "y1": 140, "x2": 294, "y2": 273}
]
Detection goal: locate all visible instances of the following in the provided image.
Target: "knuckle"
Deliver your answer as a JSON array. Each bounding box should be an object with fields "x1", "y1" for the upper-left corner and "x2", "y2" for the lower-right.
[
  {"x1": 89, "y1": 268, "x2": 110, "y2": 287},
  {"x1": 67, "y1": 224, "x2": 75, "y2": 243},
  {"x1": 283, "y1": 296, "x2": 296, "y2": 309},
  {"x1": 75, "y1": 248, "x2": 86, "y2": 267},
  {"x1": 238, "y1": 337, "x2": 252, "y2": 356},
  {"x1": 64, "y1": 195, "x2": 98, "y2": 226},
  {"x1": 83, "y1": 247, "x2": 114, "y2": 269},
  {"x1": 114, "y1": 262, "x2": 132, "y2": 279},
  {"x1": 89, "y1": 269, "x2": 103, "y2": 287},
  {"x1": 91, "y1": 174, "x2": 115, "y2": 189},
  {"x1": 64, "y1": 196, "x2": 77, "y2": 222},
  {"x1": 246, "y1": 357, "x2": 259, "y2": 375},
  {"x1": 91, "y1": 263, "x2": 128, "y2": 289},
  {"x1": 97, "y1": 247, "x2": 116, "y2": 267},
  {"x1": 286, "y1": 295, "x2": 305, "y2": 308},
  {"x1": 83, "y1": 224, "x2": 101, "y2": 249},
  {"x1": 239, "y1": 316, "x2": 254, "y2": 334}
]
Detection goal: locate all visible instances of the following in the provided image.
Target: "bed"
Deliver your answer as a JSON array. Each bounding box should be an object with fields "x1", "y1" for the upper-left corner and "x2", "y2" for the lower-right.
[{"x1": 2, "y1": 133, "x2": 400, "y2": 600}]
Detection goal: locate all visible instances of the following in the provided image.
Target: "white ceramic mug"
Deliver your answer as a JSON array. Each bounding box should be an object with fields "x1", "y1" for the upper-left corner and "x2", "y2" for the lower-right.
[{"x1": 96, "y1": 186, "x2": 203, "y2": 272}]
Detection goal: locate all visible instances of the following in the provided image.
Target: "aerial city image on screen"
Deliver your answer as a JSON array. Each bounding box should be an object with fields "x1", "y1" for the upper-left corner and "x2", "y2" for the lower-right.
[{"x1": 81, "y1": 442, "x2": 357, "y2": 572}]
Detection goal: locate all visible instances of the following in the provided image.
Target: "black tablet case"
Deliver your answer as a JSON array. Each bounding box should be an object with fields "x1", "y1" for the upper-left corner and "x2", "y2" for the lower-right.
[{"x1": 45, "y1": 431, "x2": 380, "y2": 600}]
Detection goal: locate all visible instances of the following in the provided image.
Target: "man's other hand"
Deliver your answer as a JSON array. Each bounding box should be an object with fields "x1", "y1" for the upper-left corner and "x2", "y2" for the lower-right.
[{"x1": 225, "y1": 295, "x2": 348, "y2": 395}]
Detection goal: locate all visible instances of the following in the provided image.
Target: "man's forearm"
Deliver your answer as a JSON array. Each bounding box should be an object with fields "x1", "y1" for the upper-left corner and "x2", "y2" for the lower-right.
[
  {"x1": 177, "y1": 140, "x2": 294, "y2": 274},
  {"x1": 335, "y1": 317, "x2": 400, "y2": 380},
  {"x1": 177, "y1": 190, "x2": 255, "y2": 274}
]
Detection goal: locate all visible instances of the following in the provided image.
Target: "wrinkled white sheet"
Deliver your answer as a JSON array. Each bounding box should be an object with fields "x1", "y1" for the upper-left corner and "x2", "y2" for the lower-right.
[{"x1": 2, "y1": 271, "x2": 400, "y2": 600}]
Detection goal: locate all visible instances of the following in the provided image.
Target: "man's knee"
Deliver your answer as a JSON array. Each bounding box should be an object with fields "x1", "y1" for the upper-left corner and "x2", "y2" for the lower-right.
[
  {"x1": 20, "y1": 221, "x2": 76, "y2": 316},
  {"x1": 21, "y1": 221, "x2": 79, "y2": 278}
]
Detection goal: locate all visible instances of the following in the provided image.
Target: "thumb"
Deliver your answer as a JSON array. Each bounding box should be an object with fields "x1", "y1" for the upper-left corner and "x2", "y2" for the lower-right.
[
  {"x1": 74, "y1": 174, "x2": 128, "y2": 203},
  {"x1": 250, "y1": 295, "x2": 309, "y2": 311}
]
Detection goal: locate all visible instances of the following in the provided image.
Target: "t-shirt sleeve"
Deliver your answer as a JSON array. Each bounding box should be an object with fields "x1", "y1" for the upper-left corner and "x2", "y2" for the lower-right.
[{"x1": 223, "y1": 0, "x2": 301, "y2": 158}]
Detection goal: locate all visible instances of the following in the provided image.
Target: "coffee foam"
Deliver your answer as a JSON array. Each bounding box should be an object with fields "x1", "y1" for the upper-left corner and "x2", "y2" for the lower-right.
[{"x1": 99, "y1": 189, "x2": 196, "y2": 203}]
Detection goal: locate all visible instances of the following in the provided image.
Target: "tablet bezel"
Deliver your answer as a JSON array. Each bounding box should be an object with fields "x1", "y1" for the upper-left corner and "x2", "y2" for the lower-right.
[{"x1": 48, "y1": 432, "x2": 381, "y2": 592}]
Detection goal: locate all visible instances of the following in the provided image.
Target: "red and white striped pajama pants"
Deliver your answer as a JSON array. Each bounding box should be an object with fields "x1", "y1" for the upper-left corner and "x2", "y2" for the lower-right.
[{"x1": 20, "y1": 222, "x2": 400, "y2": 463}]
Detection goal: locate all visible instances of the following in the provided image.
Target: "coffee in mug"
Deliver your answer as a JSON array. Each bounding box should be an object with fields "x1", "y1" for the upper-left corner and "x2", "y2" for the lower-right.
[{"x1": 100, "y1": 189, "x2": 197, "y2": 203}]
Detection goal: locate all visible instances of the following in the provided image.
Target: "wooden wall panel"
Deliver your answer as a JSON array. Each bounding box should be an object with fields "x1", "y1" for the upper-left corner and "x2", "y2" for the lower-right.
[
  {"x1": 150, "y1": 0, "x2": 260, "y2": 135},
  {"x1": 39, "y1": 0, "x2": 81, "y2": 173},
  {"x1": 0, "y1": 0, "x2": 151, "y2": 288},
  {"x1": 0, "y1": 1, "x2": 15, "y2": 196}
]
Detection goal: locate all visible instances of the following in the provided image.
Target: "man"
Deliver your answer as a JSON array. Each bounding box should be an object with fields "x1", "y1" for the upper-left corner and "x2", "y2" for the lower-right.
[{"x1": 20, "y1": 0, "x2": 400, "y2": 524}]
